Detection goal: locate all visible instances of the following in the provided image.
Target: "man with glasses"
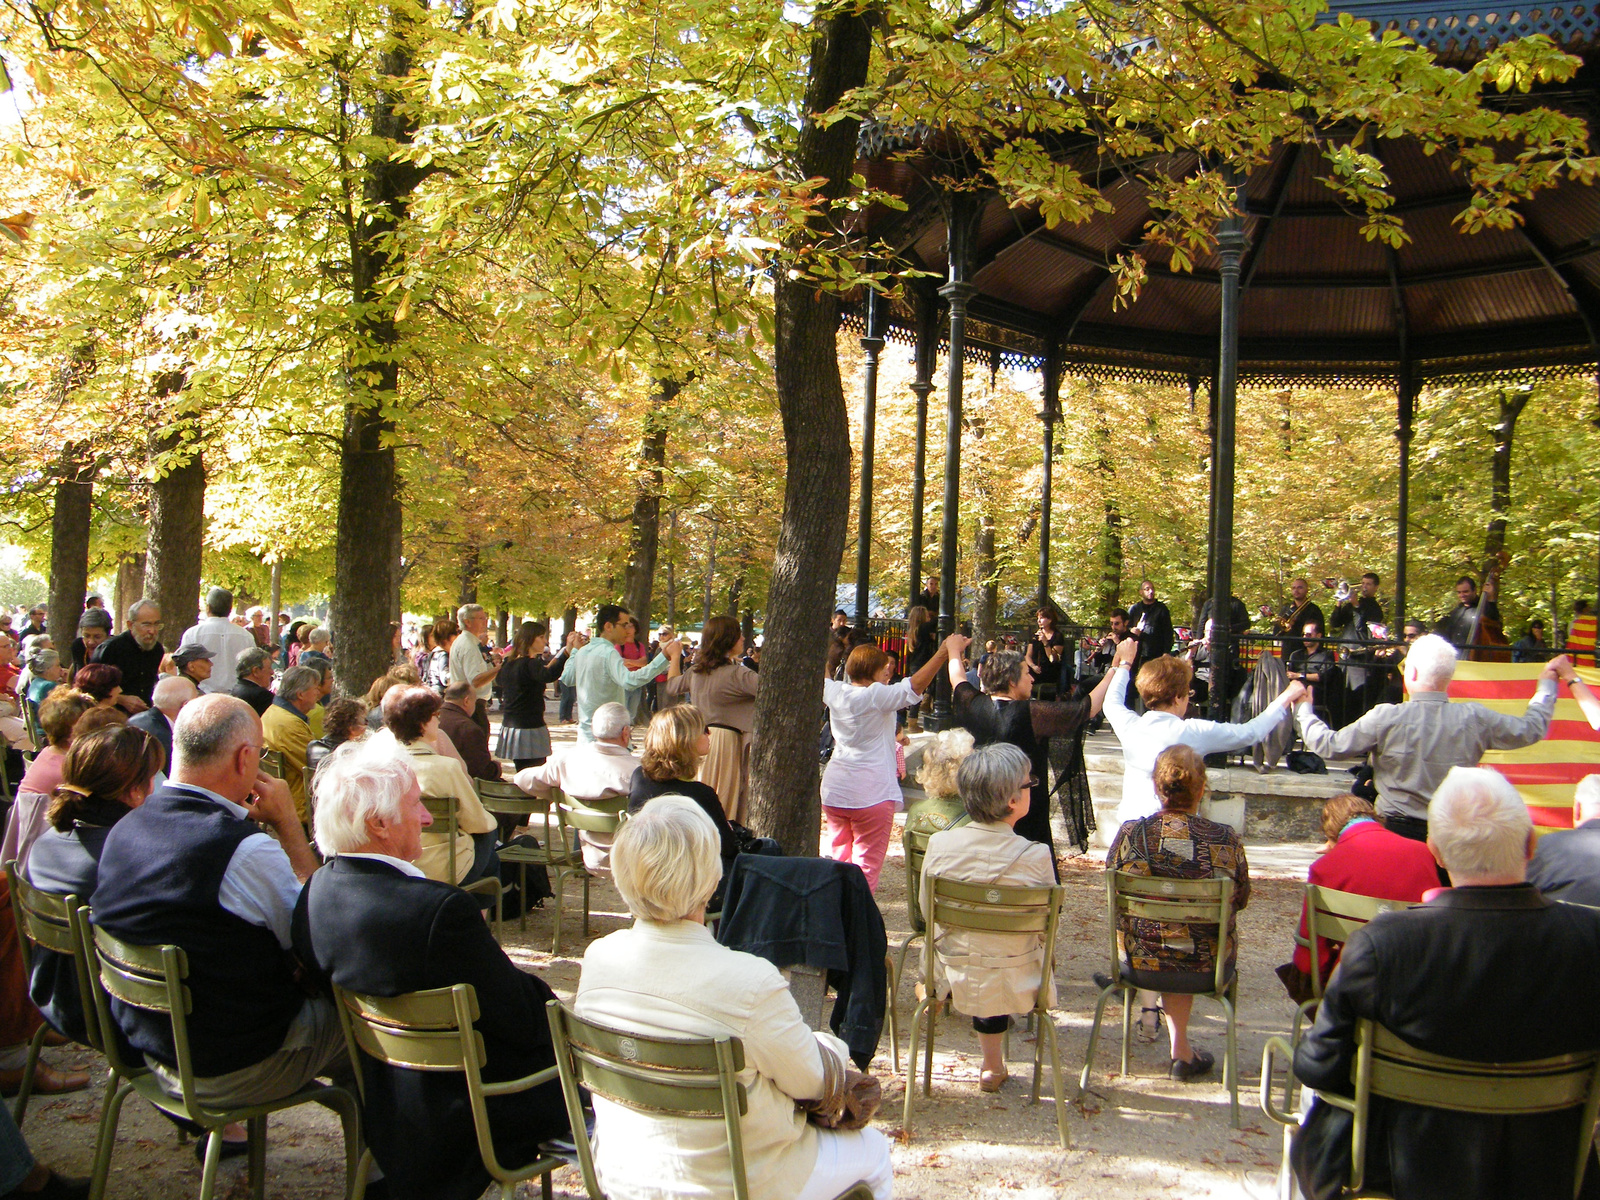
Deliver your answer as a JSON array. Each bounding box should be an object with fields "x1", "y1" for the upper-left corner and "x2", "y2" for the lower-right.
[{"x1": 91, "y1": 599, "x2": 165, "y2": 708}]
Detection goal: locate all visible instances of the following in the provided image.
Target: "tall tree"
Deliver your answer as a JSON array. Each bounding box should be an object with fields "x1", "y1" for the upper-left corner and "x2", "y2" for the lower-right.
[{"x1": 622, "y1": 378, "x2": 681, "y2": 631}]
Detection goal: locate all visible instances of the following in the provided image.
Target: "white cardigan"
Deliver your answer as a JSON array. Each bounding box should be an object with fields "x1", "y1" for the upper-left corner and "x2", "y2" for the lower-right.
[{"x1": 575, "y1": 919, "x2": 850, "y2": 1200}]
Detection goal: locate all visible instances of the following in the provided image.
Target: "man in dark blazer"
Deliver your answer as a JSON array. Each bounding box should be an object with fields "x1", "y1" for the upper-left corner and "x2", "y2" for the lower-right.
[
  {"x1": 292, "y1": 739, "x2": 566, "y2": 1200},
  {"x1": 1527, "y1": 774, "x2": 1600, "y2": 906},
  {"x1": 127, "y1": 676, "x2": 199, "y2": 769},
  {"x1": 436, "y1": 681, "x2": 503, "y2": 781},
  {"x1": 1292, "y1": 766, "x2": 1600, "y2": 1200}
]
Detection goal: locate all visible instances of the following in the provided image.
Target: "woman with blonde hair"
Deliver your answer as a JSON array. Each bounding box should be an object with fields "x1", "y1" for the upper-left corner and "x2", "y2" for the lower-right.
[
  {"x1": 1106, "y1": 743, "x2": 1250, "y2": 1079},
  {"x1": 630, "y1": 705, "x2": 777, "y2": 892},
  {"x1": 663, "y1": 615, "x2": 758, "y2": 820}
]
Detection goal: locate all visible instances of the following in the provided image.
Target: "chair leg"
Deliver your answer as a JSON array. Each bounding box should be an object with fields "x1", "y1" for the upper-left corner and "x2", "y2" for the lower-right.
[
  {"x1": 541, "y1": 1169, "x2": 554, "y2": 1200},
  {"x1": 923, "y1": 989, "x2": 937, "y2": 1098},
  {"x1": 1079, "y1": 982, "x2": 1115, "y2": 1093},
  {"x1": 198, "y1": 1129, "x2": 225, "y2": 1200},
  {"x1": 1030, "y1": 1012, "x2": 1044, "y2": 1103},
  {"x1": 901, "y1": 1000, "x2": 930, "y2": 1140},
  {"x1": 882, "y1": 953, "x2": 898, "y2": 1078},
  {"x1": 551, "y1": 870, "x2": 565, "y2": 957},
  {"x1": 1119, "y1": 986, "x2": 1133, "y2": 1078},
  {"x1": 349, "y1": 1149, "x2": 375, "y2": 1200},
  {"x1": 88, "y1": 1076, "x2": 133, "y2": 1200},
  {"x1": 581, "y1": 872, "x2": 591, "y2": 938},
  {"x1": 313, "y1": 1084, "x2": 362, "y2": 1200},
  {"x1": 518, "y1": 863, "x2": 529, "y2": 934},
  {"x1": 11, "y1": 1023, "x2": 46, "y2": 1124},
  {"x1": 247, "y1": 1115, "x2": 267, "y2": 1200},
  {"x1": 1222, "y1": 987, "x2": 1240, "y2": 1129},
  {"x1": 1044, "y1": 1016, "x2": 1070, "y2": 1149}
]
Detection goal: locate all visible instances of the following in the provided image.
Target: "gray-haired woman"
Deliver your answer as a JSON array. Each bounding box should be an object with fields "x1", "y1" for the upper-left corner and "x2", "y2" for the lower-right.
[{"x1": 920, "y1": 743, "x2": 1058, "y2": 1093}]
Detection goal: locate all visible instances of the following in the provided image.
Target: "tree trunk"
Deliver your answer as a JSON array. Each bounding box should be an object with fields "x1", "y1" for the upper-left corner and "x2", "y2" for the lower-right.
[
  {"x1": 114, "y1": 553, "x2": 146, "y2": 633},
  {"x1": 145, "y1": 417, "x2": 207, "y2": 647},
  {"x1": 1090, "y1": 383, "x2": 1122, "y2": 614},
  {"x1": 665, "y1": 510, "x2": 678, "y2": 627},
  {"x1": 48, "y1": 441, "x2": 94, "y2": 651},
  {"x1": 742, "y1": 606, "x2": 755, "y2": 647},
  {"x1": 726, "y1": 572, "x2": 743, "y2": 619},
  {"x1": 331, "y1": 25, "x2": 420, "y2": 699},
  {"x1": 269, "y1": 560, "x2": 282, "y2": 630},
  {"x1": 623, "y1": 379, "x2": 678, "y2": 633},
  {"x1": 458, "y1": 545, "x2": 479, "y2": 606},
  {"x1": 701, "y1": 520, "x2": 717, "y2": 627},
  {"x1": 1485, "y1": 387, "x2": 1532, "y2": 563},
  {"x1": 744, "y1": 4, "x2": 874, "y2": 855},
  {"x1": 496, "y1": 607, "x2": 509, "y2": 647},
  {"x1": 561, "y1": 603, "x2": 578, "y2": 640},
  {"x1": 972, "y1": 513, "x2": 997, "y2": 648}
]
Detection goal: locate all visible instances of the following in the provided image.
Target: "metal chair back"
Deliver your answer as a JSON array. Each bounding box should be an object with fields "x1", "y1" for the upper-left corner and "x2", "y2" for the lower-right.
[
  {"x1": 259, "y1": 748, "x2": 284, "y2": 779},
  {"x1": 6, "y1": 864, "x2": 100, "y2": 1052},
  {"x1": 474, "y1": 779, "x2": 542, "y2": 822},
  {"x1": 89, "y1": 926, "x2": 209, "y2": 1114},
  {"x1": 1304, "y1": 885, "x2": 1409, "y2": 999},
  {"x1": 1108, "y1": 871, "x2": 1236, "y2": 998},
  {"x1": 22, "y1": 702, "x2": 42, "y2": 754},
  {"x1": 545, "y1": 999, "x2": 751, "y2": 1200},
  {"x1": 1346, "y1": 1020, "x2": 1600, "y2": 1196}
]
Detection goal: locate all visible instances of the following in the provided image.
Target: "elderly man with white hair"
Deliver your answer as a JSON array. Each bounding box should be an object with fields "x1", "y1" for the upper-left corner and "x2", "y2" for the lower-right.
[
  {"x1": 514, "y1": 700, "x2": 638, "y2": 871},
  {"x1": 129, "y1": 674, "x2": 201, "y2": 768},
  {"x1": 576, "y1": 796, "x2": 893, "y2": 1200},
  {"x1": 293, "y1": 740, "x2": 569, "y2": 1200},
  {"x1": 1527, "y1": 774, "x2": 1600, "y2": 906},
  {"x1": 447, "y1": 604, "x2": 498, "y2": 736},
  {"x1": 1295, "y1": 633, "x2": 1563, "y2": 842},
  {"x1": 1291, "y1": 767, "x2": 1600, "y2": 1200}
]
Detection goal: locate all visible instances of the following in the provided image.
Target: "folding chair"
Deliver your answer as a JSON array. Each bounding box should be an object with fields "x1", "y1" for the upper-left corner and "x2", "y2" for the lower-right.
[
  {"x1": 545, "y1": 998, "x2": 876, "y2": 1200},
  {"x1": 5, "y1": 863, "x2": 94, "y2": 1125},
  {"x1": 890, "y1": 815, "x2": 966, "y2": 1073},
  {"x1": 335, "y1": 983, "x2": 563, "y2": 1200},
  {"x1": 258, "y1": 748, "x2": 284, "y2": 779},
  {"x1": 475, "y1": 778, "x2": 548, "y2": 933},
  {"x1": 1262, "y1": 1018, "x2": 1600, "y2": 1198},
  {"x1": 21, "y1": 702, "x2": 41, "y2": 756},
  {"x1": 548, "y1": 798, "x2": 626, "y2": 954},
  {"x1": 1081, "y1": 870, "x2": 1242, "y2": 1126},
  {"x1": 421, "y1": 793, "x2": 504, "y2": 940},
  {"x1": 902, "y1": 874, "x2": 1069, "y2": 1147},
  {"x1": 1292, "y1": 886, "x2": 1409, "y2": 1042},
  {"x1": 85, "y1": 920, "x2": 360, "y2": 1200}
]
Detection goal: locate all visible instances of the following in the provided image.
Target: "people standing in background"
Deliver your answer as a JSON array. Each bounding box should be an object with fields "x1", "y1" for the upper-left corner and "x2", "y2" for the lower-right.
[{"x1": 1129, "y1": 580, "x2": 1176, "y2": 662}]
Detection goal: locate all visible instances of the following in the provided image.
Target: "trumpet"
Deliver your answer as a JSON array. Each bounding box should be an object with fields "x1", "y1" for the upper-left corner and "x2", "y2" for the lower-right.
[{"x1": 1323, "y1": 577, "x2": 1351, "y2": 604}]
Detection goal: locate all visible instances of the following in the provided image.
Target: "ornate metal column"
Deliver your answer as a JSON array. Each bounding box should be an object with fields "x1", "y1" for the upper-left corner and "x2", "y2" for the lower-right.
[
  {"x1": 1038, "y1": 349, "x2": 1062, "y2": 605},
  {"x1": 855, "y1": 286, "x2": 884, "y2": 624},
  {"x1": 929, "y1": 194, "x2": 980, "y2": 730},
  {"x1": 1210, "y1": 175, "x2": 1245, "y2": 719},
  {"x1": 1389, "y1": 249, "x2": 1414, "y2": 631},
  {"x1": 908, "y1": 280, "x2": 938, "y2": 612}
]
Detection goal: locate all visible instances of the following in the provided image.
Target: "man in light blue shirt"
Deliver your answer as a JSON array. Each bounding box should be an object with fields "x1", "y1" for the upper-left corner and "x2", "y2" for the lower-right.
[{"x1": 561, "y1": 604, "x2": 678, "y2": 741}]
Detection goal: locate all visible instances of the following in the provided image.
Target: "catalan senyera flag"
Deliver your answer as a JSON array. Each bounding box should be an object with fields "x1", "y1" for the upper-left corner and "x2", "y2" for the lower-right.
[
  {"x1": 1443, "y1": 662, "x2": 1600, "y2": 829},
  {"x1": 1569, "y1": 614, "x2": 1597, "y2": 668}
]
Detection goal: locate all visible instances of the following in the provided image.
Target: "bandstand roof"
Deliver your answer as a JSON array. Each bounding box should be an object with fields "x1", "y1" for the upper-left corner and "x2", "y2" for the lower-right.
[{"x1": 849, "y1": 1, "x2": 1600, "y2": 386}]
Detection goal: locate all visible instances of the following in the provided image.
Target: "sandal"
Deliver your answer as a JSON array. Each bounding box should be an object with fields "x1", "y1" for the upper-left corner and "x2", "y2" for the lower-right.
[{"x1": 1136, "y1": 1006, "x2": 1164, "y2": 1043}]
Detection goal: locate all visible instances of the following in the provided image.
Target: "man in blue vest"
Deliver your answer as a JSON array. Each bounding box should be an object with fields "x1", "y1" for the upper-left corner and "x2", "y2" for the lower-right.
[{"x1": 92, "y1": 694, "x2": 341, "y2": 1110}]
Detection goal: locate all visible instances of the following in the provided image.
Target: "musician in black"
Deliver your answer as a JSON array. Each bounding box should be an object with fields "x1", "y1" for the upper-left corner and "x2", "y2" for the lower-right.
[
  {"x1": 1276, "y1": 578, "x2": 1325, "y2": 662},
  {"x1": 1128, "y1": 580, "x2": 1175, "y2": 661},
  {"x1": 1333, "y1": 572, "x2": 1388, "y2": 720},
  {"x1": 1435, "y1": 576, "x2": 1500, "y2": 647},
  {"x1": 1330, "y1": 572, "x2": 1384, "y2": 640}
]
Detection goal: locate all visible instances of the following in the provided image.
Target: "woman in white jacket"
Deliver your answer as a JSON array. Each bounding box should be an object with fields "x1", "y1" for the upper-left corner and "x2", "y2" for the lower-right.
[{"x1": 576, "y1": 797, "x2": 893, "y2": 1200}]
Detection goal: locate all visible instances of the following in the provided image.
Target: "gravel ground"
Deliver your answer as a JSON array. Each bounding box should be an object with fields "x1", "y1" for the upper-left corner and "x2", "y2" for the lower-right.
[{"x1": 16, "y1": 819, "x2": 1315, "y2": 1200}]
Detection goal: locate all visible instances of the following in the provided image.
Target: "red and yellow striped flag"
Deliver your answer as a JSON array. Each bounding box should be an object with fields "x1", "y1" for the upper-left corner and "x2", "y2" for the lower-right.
[{"x1": 1443, "y1": 662, "x2": 1600, "y2": 829}]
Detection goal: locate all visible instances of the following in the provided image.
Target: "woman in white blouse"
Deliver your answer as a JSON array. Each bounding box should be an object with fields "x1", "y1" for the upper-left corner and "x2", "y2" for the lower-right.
[
  {"x1": 1105, "y1": 653, "x2": 1305, "y2": 829},
  {"x1": 820, "y1": 632, "x2": 961, "y2": 891},
  {"x1": 575, "y1": 797, "x2": 893, "y2": 1200}
]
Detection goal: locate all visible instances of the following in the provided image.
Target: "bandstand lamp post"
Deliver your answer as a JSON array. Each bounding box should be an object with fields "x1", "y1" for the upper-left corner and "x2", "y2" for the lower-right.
[{"x1": 855, "y1": 283, "x2": 884, "y2": 625}]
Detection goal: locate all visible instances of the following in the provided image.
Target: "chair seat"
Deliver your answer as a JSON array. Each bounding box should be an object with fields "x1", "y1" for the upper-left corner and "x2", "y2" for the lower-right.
[{"x1": 1116, "y1": 959, "x2": 1236, "y2": 995}]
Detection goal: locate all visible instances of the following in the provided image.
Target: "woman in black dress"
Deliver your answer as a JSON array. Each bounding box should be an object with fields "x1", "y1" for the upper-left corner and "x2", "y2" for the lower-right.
[
  {"x1": 1025, "y1": 605, "x2": 1072, "y2": 699},
  {"x1": 947, "y1": 638, "x2": 1122, "y2": 858},
  {"x1": 496, "y1": 621, "x2": 574, "y2": 769},
  {"x1": 904, "y1": 605, "x2": 938, "y2": 728}
]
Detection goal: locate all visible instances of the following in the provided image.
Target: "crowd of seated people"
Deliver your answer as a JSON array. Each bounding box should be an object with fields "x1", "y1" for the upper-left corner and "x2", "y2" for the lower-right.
[{"x1": 7, "y1": 591, "x2": 1600, "y2": 1200}]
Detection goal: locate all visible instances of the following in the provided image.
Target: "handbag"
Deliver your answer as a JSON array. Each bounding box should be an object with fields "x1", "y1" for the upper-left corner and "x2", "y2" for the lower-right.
[{"x1": 1286, "y1": 749, "x2": 1326, "y2": 774}]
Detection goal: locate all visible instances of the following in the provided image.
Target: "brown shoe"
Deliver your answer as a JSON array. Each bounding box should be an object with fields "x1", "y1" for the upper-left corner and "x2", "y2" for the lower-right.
[
  {"x1": 0, "y1": 1062, "x2": 91, "y2": 1097},
  {"x1": 979, "y1": 1068, "x2": 1008, "y2": 1093}
]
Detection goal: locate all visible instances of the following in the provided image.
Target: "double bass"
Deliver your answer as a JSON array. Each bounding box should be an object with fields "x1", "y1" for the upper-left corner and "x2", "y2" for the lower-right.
[{"x1": 1465, "y1": 552, "x2": 1512, "y2": 663}]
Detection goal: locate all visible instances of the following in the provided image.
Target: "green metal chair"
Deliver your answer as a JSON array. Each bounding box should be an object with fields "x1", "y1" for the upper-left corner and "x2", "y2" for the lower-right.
[
  {"x1": 1293, "y1": 886, "x2": 1410, "y2": 1042},
  {"x1": 334, "y1": 982, "x2": 562, "y2": 1200},
  {"x1": 21, "y1": 702, "x2": 41, "y2": 755},
  {"x1": 258, "y1": 748, "x2": 284, "y2": 779},
  {"x1": 421, "y1": 793, "x2": 504, "y2": 940},
  {"x1": 545, "y1": 998, "x2": 876, "y2": 1200},
  {"x1": 902, "y1": 874, "x2": 1069, "y2": 1148},
  {"x1": 1081, "y1": 870, "x2": 1243, "y2": 1127},
  {"x1": 85, "y1": 918, "x2": 361, "y2": 1200},
  {"x1": 1261, "y1": 1018, "x2": 1600, "y2": 1198},
  {"x1": 547, "y1": 797, "x2": 627, "y2": 957},
  {"x1": 5, "y1": 863, "x2": 95, "y2": 1125},
  {"x1": 474, "y1": 779, "x2": 548, "y2": 934},
  {"x1": 890, "y1": 811, "x2": 970, "y2": 1073}
]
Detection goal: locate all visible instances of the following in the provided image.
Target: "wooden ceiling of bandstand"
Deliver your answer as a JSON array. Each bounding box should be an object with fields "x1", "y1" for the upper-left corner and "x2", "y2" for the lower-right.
[{"x1": 849, "y1": 1, "x2": 1600, "y2": 386}]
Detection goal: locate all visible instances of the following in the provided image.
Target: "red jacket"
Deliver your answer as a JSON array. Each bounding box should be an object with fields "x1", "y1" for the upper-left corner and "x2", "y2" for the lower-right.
[{"x1": 1293, "y1": 819, "x2": 1439, "y2": 976}]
